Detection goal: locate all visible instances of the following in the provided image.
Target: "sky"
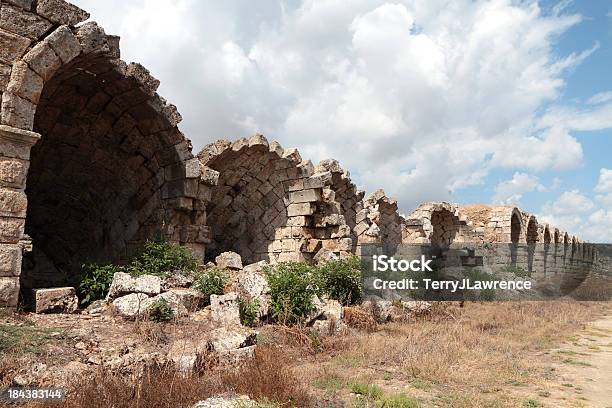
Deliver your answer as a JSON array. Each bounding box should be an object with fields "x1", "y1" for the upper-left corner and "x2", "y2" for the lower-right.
[{"x1": 71, "y1": 0, "x2": 612, "y2": 242}]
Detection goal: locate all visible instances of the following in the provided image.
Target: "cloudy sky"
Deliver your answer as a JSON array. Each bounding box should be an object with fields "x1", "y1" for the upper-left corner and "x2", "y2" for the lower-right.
[{"x1": 72, "y1": 0, "x2": 612, "y2": 242}]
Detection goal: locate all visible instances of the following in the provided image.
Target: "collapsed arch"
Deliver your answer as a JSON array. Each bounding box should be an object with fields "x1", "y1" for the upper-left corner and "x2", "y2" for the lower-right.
[{"x1": 198, "y1": 136, "x2": 349, "y2": 264}]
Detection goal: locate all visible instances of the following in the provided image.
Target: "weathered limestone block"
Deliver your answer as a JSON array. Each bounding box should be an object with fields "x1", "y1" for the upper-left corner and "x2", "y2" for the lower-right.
[
  {"x1": 22, "y1": 41, "x2": 61, "y2": 81},
  {"x1": 0, "y1": 27, "x2": 30, "y2": 64},
  {"x1": 215, "y1": 251, "x2": 243, "y2": 270},
  {"x1": 0, "y1": 243, "x2": 20, "y2": 276},
  {"x1": 111, "y1": 293, "x2": 153, "y2": 319},
  {"x1": 207, "y1": 327, "x2": 257, "y2": 352},
  {"x1": 106, "y1": 272, "x2": 161, "y2": 299},
  {"x1": 1, "y1": 92, "x2": 35, "y2": 129},
  {"x1": 6, "y1": 60, "x2": 42, "y2": 104},
  {"x1": 151, "y1": 288, "x2": 203, "y2": 316},
  {"x1": 289, "y1": 188, "x2": 321, "y2": 203},
  {"x1": 33, "y1": 287, "x2": 78, "y2": 313},
  {"x1": 75, "y1": 22, "x2": 107, "y2": 54},
  {"x1": 200, "y1": 166, "x2": 219, "y2": 186},
  {"x1": 126, "y1": 62, "x2": 160, "y2": 95},
  {"x1": 0, "y1": 276, "x2": 18, "y2": 307},
  {"x1": 309, "y1": 296, "x2": 343, "y2": 323},
  {"x1": 0, "y1": 187, "x2": 27, "y2": 217},
  {"x1": 4, "y1": 0, "x2": 33, "y2": 10},
  {"x1": 210, "y1": 292, "x2": 241, "y2": 326},
  {"x1": 238, "y1": 261, "x2": 270, "y2": 317},
  {"x1": 0, "y1": 216, "x2": 24, "y2": 243},
  {"x1": 287, "y1": 202, "x2": 314, "y2": 217},
  {"x1": 0, "y1": 157, "x2": 27, "y2": 187},
  {"x1": 46, "y1": 25, "x2": 81, "y2": 64},
  {"x1": 0, "y1": 5, "x2": 52, "y2": 40},
  {"x1": 36, "y1": 0, "x2": 89, "y2": 26}
]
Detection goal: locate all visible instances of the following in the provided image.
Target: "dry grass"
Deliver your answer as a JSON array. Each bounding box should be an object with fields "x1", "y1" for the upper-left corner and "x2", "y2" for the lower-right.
[
  {"x1": 302, "y1": 300, "x2": 610, "y2": 406},
  {"x1": 29, "y1": 346, "x2": 310, "y2": 408}
]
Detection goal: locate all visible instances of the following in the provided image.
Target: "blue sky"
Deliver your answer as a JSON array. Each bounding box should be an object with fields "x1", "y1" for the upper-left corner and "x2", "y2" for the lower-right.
[{"x1": 72, "y1": 0, "x2": 612, "y2": 241}]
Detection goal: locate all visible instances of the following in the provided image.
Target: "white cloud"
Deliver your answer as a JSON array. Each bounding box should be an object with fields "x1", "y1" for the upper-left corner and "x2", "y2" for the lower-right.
[
  {"x1": 595, "y1": 168, "x2": 612, "y2": 193},
  {"x1": 69, "y1": 0, "x2": 606, "y2": 215},
  {"x1": 493, "y1": 172, "x2": 544, "y2": 205},
  {"x1": 587, "y1": 91, "x2": 612, "y2": 105}
]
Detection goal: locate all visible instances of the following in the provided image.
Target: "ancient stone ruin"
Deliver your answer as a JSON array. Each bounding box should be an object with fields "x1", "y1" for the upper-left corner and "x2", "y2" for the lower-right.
[{"x1": 0, "y1": 0, "x2": 601, "y2": 307}]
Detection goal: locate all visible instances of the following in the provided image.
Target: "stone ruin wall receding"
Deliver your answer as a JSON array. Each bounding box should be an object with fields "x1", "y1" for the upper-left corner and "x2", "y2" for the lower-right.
[{"x1": 0, "y1": 0, "x2": 604, "y2": 307}]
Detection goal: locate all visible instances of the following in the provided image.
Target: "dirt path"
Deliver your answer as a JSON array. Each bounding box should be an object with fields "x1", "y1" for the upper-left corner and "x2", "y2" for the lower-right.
[{"x1": 545, "y1": 313, "x2": 612, "y2": 408}]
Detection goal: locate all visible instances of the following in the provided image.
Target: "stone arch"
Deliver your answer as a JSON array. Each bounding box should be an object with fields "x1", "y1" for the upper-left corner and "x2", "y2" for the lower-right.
[
  {"x1": 553, "y1": 228, "x2": 560, "y2": 244},
  {"x1": 510, "y1": 210, "x2": 522, "y2": 244},
  {"x1": 526, "y1": 216, "x2": 538, "y2": 244},
  {"x1": 406, "y1": 202, "x2": 470, "y2": 248},
  {"x1": 0, "y1": 3, "x2": 204, "y2": 306},
  {"x1": 197, "y1": 135, "x2": 350, "y2": 264}
]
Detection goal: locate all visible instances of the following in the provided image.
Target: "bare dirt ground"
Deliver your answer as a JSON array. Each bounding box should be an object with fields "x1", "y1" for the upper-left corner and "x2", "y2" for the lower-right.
[
  {"x1": 1, "y1": 301, "x2": 611, "y2": 407},
  {"x1": 540, "y1": 313, "x2": 612, "y2": 408}
]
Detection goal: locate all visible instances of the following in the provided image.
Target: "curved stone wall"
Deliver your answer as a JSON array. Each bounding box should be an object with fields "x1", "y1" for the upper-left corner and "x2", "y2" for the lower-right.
[
  {"x1": 0, "y1": 0, "x2": 205, "y2": 306},
  {"x1": 198, "y1": 135, "x2": 351, "y2": 264}
]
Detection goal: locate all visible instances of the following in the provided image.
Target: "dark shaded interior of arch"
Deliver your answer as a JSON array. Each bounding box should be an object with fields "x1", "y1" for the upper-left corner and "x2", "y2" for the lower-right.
[{"x1": 21, "y1": 54, "x2": 177, "y2": 289}]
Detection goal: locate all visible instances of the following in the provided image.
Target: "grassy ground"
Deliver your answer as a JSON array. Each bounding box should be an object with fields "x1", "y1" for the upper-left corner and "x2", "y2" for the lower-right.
[{"x1": 0, "y1": 300, "x2": 608, "y2": 407}]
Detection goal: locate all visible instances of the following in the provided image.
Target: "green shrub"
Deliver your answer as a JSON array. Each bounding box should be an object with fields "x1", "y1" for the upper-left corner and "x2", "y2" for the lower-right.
[
  {"x1": 376, "y1": 394, "x2": 420, "y2": 408},
  {"x1": 316, "y1": 256, "x2": 362, "y2": 305},
  {"x1": 193, "y1": 267, "x2": 227, "y2": 304},
  {"x1": 77, "y1": 263, "x2": 122, "y2": 305},
  {"x1": 239, "y1": 297, "x2": 260, "y2": 327},
  {"x1": 148, "y1": 298, "x2": 174, "y2": 322},
  {"x1": 349, "y1": 381, "x2": 383, "y2": 399},
  {"x1": 265, "y1": 262, "x2": 317, "y2": 324},
  {"x1": 127, "y1": 240, "x2": 197, "y2": 277}
]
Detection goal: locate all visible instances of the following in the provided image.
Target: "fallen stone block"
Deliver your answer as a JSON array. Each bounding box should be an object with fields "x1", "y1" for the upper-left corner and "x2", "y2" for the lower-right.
[
  {"x1": 33, "y1": 287, "x2": 78, "y2": 313},
  {"x1": 210, "y1": 292, "x2": 241, "y2": 326},
  {"x1": 152, "y1": 288, "x2": 203, "y2": 316},
  {"x1": 106, "y1": 272, "x2": 161, "y2": 299},
  {"x1": 215, "y1": 251, "x2": 243, "y2": 270},
  {"x1": 111, "y1": 293, "x2": 152, "y2": 319}
]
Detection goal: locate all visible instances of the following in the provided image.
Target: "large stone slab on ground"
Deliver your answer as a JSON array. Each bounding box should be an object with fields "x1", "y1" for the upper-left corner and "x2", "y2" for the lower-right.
[
  {"x1": 215, "y1": 251, "x2": 243, "y2": 270},
  {"x1": 151, "y1": 288, "x2": 203, "y2": 316},
  {"x1": 33, "y1": 287, "x2": 78, "y2": 313},
  {"x1": 111, "y1": 293, "x2": 152, "y2": 319},
  {"x1": 106, "y1": 272, "x2": 161, "y2": 299},
  {"x1": 210, "y1": 292, "x2": 241, "y2": 326}
]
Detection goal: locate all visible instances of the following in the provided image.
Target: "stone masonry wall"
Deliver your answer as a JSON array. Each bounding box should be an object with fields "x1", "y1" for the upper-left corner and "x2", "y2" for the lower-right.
[
  {"x1": 0, "y1": 0, "x2": 603, "y2": 307},
  {"x1": 0, "y1": 0, "x2": 207, "y2": 306}
]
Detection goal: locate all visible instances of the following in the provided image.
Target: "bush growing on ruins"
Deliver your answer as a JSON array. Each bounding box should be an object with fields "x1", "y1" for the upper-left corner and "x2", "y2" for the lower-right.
[
  {"x1": 148, "y1": 298, "x2": 175, "y2": 322},
  {"x1": 265, "y1": 262, "x2": 317, "y2": 324},
  {"x1": 127, "y1": 240, "x2": 198, "y2": 277},
  {"x1": 315, "y1": 256, "x2": 363, "y2": 305},
  {"x1": 239, "y1": 297, "x2": 261, "y2": 327},
  {"x1": 77, "y1": 263, "x2": 123, "y2": 305},
  {"x1": 193, "y1": 267, "x2": 227, "y2": 304}
]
